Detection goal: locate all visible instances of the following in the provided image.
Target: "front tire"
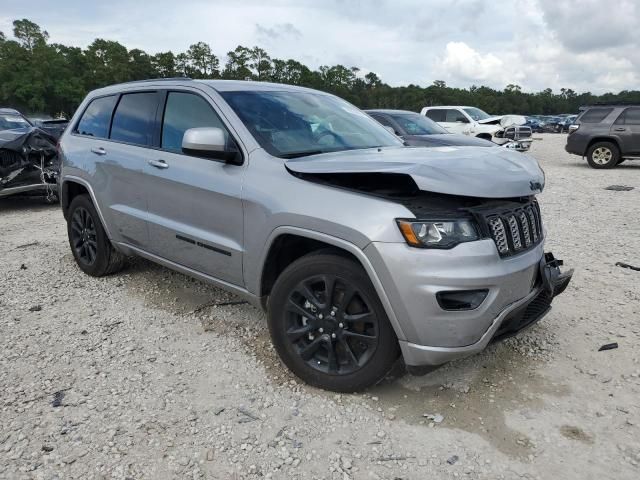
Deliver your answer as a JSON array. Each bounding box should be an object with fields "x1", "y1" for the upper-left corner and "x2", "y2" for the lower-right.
[
  {"x1": 268, "y1": 253, "x2": 400, "y2": 392},
  {"x1": 67, "y1": 194, "x2": 126, "y2": 276},
  {"x1": 587, "y1": 142, "x2": 619, "y2": 169}
]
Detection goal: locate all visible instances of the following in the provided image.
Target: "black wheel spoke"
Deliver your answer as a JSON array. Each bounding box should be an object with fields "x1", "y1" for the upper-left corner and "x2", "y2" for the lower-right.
[
  {"x1": 299, "y1": 336, "x2": 324, "y2": 361},
  {"x1": 287, "y1": 324, "x2": 313, "y2": 342},
  {"x1": 337, "y1": 285, "x2": 356, "y2": 315},
  {"x1": 338, "y1": 337, "x2": 358, "y2": 366},
  {"x1": 286, "y1": 299, "x2": 313, "y2": 319},
  {"x1": 343, "y1": 311, "x2": 373, "y2": 324},
  {"x1": 327, "y1": 342, "x2": 339, "y2": 373},
  {"x1": 322, "y1": 275, "x2": 336, "y2": 308}
]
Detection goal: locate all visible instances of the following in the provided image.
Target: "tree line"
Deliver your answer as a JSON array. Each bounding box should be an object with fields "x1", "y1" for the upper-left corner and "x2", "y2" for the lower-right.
[{"x1": 1, "y1": 19, "x2": 639, "y2": 118}]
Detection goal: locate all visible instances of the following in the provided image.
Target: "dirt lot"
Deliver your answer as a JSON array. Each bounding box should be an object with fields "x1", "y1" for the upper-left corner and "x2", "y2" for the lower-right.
[{"x1": 1, "y1": 134, "x2": 639, "y2": 480}]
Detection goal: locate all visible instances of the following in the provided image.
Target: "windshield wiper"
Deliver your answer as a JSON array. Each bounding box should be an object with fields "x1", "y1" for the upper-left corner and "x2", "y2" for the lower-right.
[{"x1": 279, "y1": 150, "x2": 326, "y2": 159}]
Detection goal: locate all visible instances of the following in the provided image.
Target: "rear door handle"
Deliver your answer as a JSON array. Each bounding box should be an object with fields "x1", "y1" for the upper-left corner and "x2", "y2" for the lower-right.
[
  {"x1": 614, "y1": 127, "x2": 626, "y2": 131},
  {"x1": 90, "y1": 147, "x2": 106, "y2": 156},
  {"x1": 148, "y1": 159, "x2": 169, "y2": 169}
]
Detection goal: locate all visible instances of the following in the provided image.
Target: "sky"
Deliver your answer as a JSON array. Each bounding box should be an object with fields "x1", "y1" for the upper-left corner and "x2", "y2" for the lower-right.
[{"x1": 1, "y1": 0, "x2": 638, "y2": 94}]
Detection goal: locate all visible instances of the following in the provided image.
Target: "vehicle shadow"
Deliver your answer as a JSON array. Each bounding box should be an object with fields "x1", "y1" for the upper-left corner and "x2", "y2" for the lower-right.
[{"x1": 0, "y1": 196, "x2": 60, "y2": 214}]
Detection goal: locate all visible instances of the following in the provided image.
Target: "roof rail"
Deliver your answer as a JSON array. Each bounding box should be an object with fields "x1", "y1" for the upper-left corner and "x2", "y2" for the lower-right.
[
  {"x1": 121, "y1": 77, "x2": 194, "y2": 85},
  {"x1": 581, "y1": 102, "x2": 640, "y2": 107}
]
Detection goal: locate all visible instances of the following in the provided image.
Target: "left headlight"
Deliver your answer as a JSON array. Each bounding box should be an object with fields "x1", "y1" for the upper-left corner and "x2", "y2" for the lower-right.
[{"x1": 396, "y1": 218, "x2": 479, "y2": 249}]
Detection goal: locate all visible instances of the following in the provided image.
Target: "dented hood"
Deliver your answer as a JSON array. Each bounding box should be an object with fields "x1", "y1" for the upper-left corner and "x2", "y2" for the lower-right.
[
  {"x1": 285, "y1": 146, "x2": 544, "y2": 198},
  {"x1": 478, "y1": 115, "x2": 527, "y2": 127}
]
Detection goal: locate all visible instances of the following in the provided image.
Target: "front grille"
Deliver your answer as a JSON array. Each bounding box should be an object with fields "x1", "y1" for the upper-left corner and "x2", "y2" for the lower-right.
[
  {"x1": 503, "y1": 126, "x2": 532, "y2": 140},
  {"x1": 484, "y1": 201, "x2": 543, "y2": 257}
]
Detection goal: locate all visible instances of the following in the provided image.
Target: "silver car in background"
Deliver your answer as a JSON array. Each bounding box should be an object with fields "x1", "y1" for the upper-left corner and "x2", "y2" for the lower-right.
[{"x1": 58, "y1": 79, "x2": 572, "y2": 392}]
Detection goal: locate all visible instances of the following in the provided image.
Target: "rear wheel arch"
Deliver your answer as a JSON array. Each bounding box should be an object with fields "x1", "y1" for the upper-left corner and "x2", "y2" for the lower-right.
[
  {"x1": 585, "y1": 136, "x2": 620, "y2": 156},
  {"x1": 61, "y1": 180, "x2": 89, "y2": 219}
]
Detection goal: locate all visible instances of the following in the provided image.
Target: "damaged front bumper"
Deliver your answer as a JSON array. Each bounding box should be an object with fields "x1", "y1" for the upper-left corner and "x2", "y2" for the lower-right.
[{"x1": 369, "y1": 244, "x2": 573, "y2": 368}]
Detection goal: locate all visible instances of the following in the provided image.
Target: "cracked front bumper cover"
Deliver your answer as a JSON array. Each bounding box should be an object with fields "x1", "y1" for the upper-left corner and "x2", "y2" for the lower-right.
[{"x1": 400, "y1": 251, "x2": 573, "y2": 367}]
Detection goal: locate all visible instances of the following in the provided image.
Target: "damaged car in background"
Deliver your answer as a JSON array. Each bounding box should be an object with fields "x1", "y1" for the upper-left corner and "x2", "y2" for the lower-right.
[
  {"x1": 0, "y1": 108, "x2": 59, "y2": 201},
  {"x1": 421, "y1": 105, "x2": 534, "y2": 152},
  {"x1": 366, "y1": 109, "x2": 524, "y2": 150},
  {"x1": 59, "y1": 79, "x2": 572, "y2": 392}
]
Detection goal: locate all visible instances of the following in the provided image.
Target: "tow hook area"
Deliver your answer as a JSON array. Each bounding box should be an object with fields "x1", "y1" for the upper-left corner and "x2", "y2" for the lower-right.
[{"x1": 539, "y1": 252, "x2": 574, "y2": 297}]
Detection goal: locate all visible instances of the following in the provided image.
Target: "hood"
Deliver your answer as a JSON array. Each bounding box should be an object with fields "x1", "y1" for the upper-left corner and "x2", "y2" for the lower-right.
[
  {"x1": 478, "y1": 115, "x2": 527, "y2": 127},
  {"x1": 403, "y1": 133, "x2": 495, "y2": 148},
  {"x1": 285, "y1": 146, "x2": 544, "y2": 198}
]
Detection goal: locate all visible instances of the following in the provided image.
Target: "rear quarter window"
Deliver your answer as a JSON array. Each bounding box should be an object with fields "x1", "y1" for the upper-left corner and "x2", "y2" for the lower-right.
[
  {"x1": 75, "y1": 95, "x2": 117, "y2": 138},
  {"x1": 579, "y1": 108, "x2": 613, "y2": 123},
  {"x1": 615, "y1": 107, "x2": 640, "y2": 125}
]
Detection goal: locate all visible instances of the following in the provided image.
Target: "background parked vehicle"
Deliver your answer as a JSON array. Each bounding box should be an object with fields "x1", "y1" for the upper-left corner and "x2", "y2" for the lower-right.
[
  {"x1": 59, "y1": 79, "x2": 571, "y2": 392},
  {"x1": 420, "y1": 106, "x2": 533, "y2": 151},
  {"x1": 366, "y1": 109, "x2": 495, "y2": 148},
  {"x1": 29, "y1": 117, "x2": 70, "y2": 140},
  {"x1": 566, "y1": 104, "x2": 640, "y2": 168},
  {"x1": 0, "y1": 107, "x2": 59, "y2": 200}
]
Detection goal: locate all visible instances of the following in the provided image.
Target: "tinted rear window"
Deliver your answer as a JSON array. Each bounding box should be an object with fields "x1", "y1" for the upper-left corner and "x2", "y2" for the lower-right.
[
  {"x1": 616, "y1": 107, "x2": 640, "y2": 125},
  {"x1": 110, "y1": 92, "x2": 158, "y2": 146},
  {"x1": 579, "y1": 108, "x2": 613, "y2": 123},
  {"x1": 75, "y1": 95, "x2": 117, "y2": 138},
  {"x1": 425, "y1": 109, "x2": 445, "y2": 122}
]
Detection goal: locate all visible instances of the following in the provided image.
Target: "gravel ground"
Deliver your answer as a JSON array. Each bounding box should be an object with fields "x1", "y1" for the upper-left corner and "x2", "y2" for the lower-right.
[{"x1": 1, "y1": 133, "x2": 639, "y2": 480}]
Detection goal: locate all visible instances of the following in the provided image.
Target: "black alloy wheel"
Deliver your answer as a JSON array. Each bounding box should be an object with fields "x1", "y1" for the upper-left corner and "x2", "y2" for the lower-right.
[
  {"x1": 268, "y1": 252, "x2": 399, "y2": 392},
  {"x1": 285, "y1": 274, "x2": 379, "y2": 375},
  {"x1": 70, "y1": 206, "x2": 98, "y2": 265}
]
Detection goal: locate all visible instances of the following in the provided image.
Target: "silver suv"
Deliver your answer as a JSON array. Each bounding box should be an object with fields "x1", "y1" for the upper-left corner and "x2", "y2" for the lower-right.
[{"x1": 59, "y1": 79, "x2": 572, "y2": 392}]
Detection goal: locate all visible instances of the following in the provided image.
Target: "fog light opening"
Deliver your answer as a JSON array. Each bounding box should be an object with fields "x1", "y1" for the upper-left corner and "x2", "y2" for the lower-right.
[{"x1": 436, "y1": 289, "x2": 489, "y2": 311}]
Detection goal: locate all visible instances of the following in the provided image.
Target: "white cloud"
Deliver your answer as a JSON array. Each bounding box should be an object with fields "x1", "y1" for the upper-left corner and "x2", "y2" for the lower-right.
[{"x1": 0, "y1": 0, "x2": 638, "y2": 94}]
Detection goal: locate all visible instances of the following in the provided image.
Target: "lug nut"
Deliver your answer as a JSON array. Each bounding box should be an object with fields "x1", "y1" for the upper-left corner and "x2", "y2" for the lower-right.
[
  {"x1": 330, "y1": 311, "x2": 335, "y2": 317},
  {"x1": 331, "y1": 333, "x2": 336, "y2": 339},
  {"x1": 318, "y1": 328, "x2": 324, "y2": 333},
  {"x1": 318, "y1": 313, "x2": 323, "y2": 319},
  {"x1": 338, "y1": 323, "x2": 343, "y2": 328}
]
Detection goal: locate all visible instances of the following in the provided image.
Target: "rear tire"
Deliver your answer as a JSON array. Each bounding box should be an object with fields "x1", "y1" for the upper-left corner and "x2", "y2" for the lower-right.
[
  {"x1": 67, "y1": 194, "x2": 126, "y2": 276},
  {"x1": 268, "y1": 252, "x2": 400, "y2": 392},
  {"x1": 587, "y1": 142, "x2": 619, "y2": 169}
]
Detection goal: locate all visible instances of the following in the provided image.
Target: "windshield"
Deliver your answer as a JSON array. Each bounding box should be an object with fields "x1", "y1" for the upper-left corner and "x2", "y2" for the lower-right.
[
  {"x1": 463, "y1": 107, "x2": 491, "y2": 121},
  {"x1": 389, "y1": 112, "x2": 448, "y2": 135},
  {"x1": 220, "y1": 90, "x2": 402, "y2": 158},
  {"x1": 0, "y1": 113, "x2": 31, "y2": 131}
]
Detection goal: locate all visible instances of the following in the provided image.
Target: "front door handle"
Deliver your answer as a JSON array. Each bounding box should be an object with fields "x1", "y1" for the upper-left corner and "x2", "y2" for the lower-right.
[
  {"x1": 614, "y1": 127, "x2": 626, "y2": 131},
  {"x1": 148, "y1": 159, "x2": 169, "y2": 169},
  {"x1": 90, "y1": 147, "x2": 106, "y2": 156}
]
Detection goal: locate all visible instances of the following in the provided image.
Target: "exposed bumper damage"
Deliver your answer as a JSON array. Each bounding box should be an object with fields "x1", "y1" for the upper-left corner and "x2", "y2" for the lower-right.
[
  {"x1": 0, "y1": 127, "x2": 59, "y2": 200},
  {"x1": 480, "y1": 115, "x2": 534, "y2": 152}
]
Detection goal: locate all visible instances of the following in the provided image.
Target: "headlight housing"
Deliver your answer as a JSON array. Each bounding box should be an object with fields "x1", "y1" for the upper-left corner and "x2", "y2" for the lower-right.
[{"x1": 396, "y1": 218, "x2": 479, "y2": 249}]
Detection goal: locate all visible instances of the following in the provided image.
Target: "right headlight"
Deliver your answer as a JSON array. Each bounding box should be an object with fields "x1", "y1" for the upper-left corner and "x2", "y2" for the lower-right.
[{"x1": 396, "y1": 218, "x2": 479, "y2": 249}]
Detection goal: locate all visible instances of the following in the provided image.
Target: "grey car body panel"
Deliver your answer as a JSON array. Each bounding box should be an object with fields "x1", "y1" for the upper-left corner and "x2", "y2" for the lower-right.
[
  {"x1": 403, "y1": 133, "x2": 495, "y2": 148},
  {"x1": 285, "y1": 146, "x2": 545, "y2": 198},
  {"x1": 60, "y1": 79, "x2": 557, "y2": 368}
]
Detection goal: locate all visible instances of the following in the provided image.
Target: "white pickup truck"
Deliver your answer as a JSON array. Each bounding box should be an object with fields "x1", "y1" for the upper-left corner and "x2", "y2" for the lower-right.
[{"x1": 420, "y1": 106, "x2": 533, "y2": 152}]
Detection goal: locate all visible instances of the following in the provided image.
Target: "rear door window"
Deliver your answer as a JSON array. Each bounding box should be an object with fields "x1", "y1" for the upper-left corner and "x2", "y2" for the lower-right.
[
  {"x1": 617, "y1": 108, "x2": 640, "y2": 125},
  {"x1": 110, "y1": 92, "x2": 159, "y2": 146},
  {"x1": 161, "y1": 92, "x2": 228, "y2": 153},
  {"x1": 75, "y1": 95, "x2": 117, "y2": 138},
  {"x1": 579, "y1": 108, "x2": 613, "y2": 123},
  {"x1": 425, "y1": 109, "x2": 445, "y2": 122}
]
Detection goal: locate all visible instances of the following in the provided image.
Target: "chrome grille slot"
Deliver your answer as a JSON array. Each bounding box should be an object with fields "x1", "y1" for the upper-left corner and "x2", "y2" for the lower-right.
[
  {"x1": 484, "y1": 201, "x2": 543, "y2": 257},
  {"x1": 488, "y1": 217, "x2": 508, "y2": 255}
]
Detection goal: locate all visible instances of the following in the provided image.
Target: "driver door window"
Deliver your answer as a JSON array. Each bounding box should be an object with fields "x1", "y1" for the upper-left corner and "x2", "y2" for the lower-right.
[{"x1": 161, "y1": 92, "x2": 229, "y2": 153}]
